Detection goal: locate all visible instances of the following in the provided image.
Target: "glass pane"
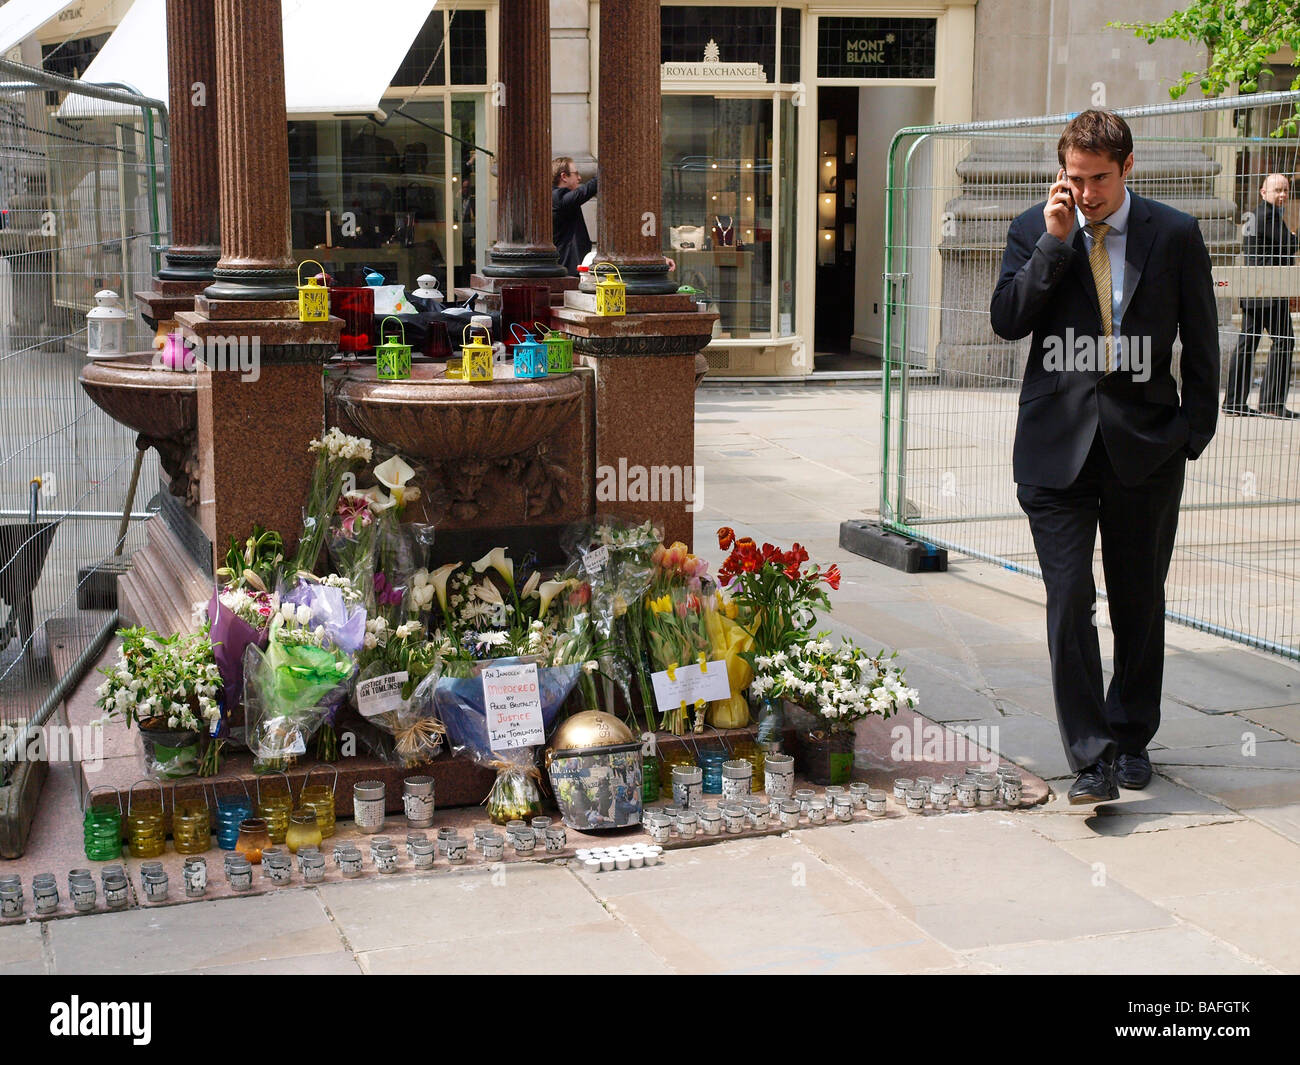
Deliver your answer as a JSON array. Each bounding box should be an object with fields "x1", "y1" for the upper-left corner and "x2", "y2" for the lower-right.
[
  {"x1": 780, "y1": 8, "x2": 801, "y2": 85},
  {"x1": 451, "y1": 96, "x2": 485, "y2": 290},
  {"x1": 449, "y1": 10, "x2": 489, "y2": 85},
  {"x1": 661, "y1": 6, "x2": 776, "y2": 80},
  {"x1": 816, "y1": 18, "x2": 937, "y2": 80},
  {"x1": 663, "y1": 96, "x2": 775, "y2": 340},
  {"x1": 393, "y1": 9, "x2": 447, "y2": 87},
  {"x1": 287, "y1": 100, "x2": 447, "y2": 287},
  {"x1": 778, "y1": 98, "x2": 797, "y2": 334}
]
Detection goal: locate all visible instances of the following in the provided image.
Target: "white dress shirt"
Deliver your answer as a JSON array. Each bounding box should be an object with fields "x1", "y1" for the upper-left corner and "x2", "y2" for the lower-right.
[{"x1": 1077, "y1": 187, "x2": 1130, "y2": 336}]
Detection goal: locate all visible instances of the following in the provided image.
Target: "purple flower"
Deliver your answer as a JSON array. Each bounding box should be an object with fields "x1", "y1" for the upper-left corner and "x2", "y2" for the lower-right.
[{"x1": 374, "y1": 572, "x2": 403, "y2": 607}]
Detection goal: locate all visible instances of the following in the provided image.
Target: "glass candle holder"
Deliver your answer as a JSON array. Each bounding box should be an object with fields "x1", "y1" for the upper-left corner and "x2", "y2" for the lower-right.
[
  {"x1": 411, "y1": 840, "x2": 436, "y2": 868},
  {"x1": 300, "y1": 765, "x2": 338, "y2": 839},
  {"x1": 893, "y1": 778, "x2": 914, "y2": 802},
  {"x1": 778, "y1": 799, "x2": 801, "y2": 828},
  {"x1": 676, "y1": 809, "x2": 699, "y2": 840},
  {"x1": 807, "y1": 798, "x2": 829, "y2": 824},
  {"x1": 659, "y1": 749, "x2": 697, "y2": 790},
  {"x1": 480, "y1": 833, "x2": 504, "y2": 861},
  {"x1": 849, "y1": 782, "x2": 872, "y2": 810},
  {"x1": 641, "y1": 754, "x2": 661, "y2": 803},
  {"x1": 721, "y1": 759, "x2": 753, "y2": 800},
  {"x1": 721, "y1": 803, "x2": 747, "y2": 833},
  {"x1": 286, "y1": 808, "x2": 323, "y2": 854},
  {"x1": 699, "y1": 809, "x2": 722, "y2": 836},
  {"x1": 402, "y1": 775, "x2": 436, "y2": 828},
  {"x1": 866, "y1": 789, "x2": 888, "y2": 816},
  {"x1": 904, "y1": 787, "x2": 927, "y2": 812},
  {"x1": 698, "y1": 748, "x2": 726, "y2": 794},
  {"x1": 141, "y1": 870, "x2": 169, "y2": 903},
  {"x1": 956, "y1": 780, "x2": 978, "y2": 807},
  {"x1": 235, "y1": 817, "x2": 272, "y2": 864},
  {"x1": 353, "y1": 780, "x2": 386, "y2": 834},
  {"x1": 729, "y1": 738, "x2": 765, "y2": 787},
  {"x1": 172, "y1": 798, "x2": 211, "y2": 855},
  {"x1": 833, "y1": 795, "x2": 855, "y2": 822},
  {"x1": 447, "y1": 835, "x2": 470, "y2": 863},
  {"x1": 671, "y1": 765, "x2": 704, "y2": 810},
  {"x1": 103, "y1": 873, "x2": 129, "y2": 909},
  {"x1": 301, "y1": 854, "x2": 327, "y2": 883},
  {"x1": 794, "y1": 788, "x2": 816, "y2": 816},
  {"x1": 763, "y1": 752, "x2": 795, "y2": 798}
]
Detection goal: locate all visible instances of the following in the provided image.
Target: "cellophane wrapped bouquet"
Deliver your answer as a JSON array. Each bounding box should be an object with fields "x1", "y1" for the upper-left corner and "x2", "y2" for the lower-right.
[{"x1": 427, "y1": 547, "x2": 594, "y2": 822}]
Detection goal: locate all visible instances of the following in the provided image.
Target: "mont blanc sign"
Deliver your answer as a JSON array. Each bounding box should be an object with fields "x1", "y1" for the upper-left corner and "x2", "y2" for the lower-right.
[{"x1": 662, "y1": 39, "x2": 765, "y2": 82}]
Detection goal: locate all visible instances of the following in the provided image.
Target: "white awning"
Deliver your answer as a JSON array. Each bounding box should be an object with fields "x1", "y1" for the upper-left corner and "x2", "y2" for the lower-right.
[
  {"x1": 0, "y1": 0, "x2": 77, "y2": 55},
  {"x1": 62, "y1": 0, "x2": 433, "y2": 118}
]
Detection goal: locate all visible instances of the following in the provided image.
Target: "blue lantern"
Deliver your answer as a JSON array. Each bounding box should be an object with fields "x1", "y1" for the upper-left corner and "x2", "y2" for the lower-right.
[{"x1": 510, "y1": 322, "x2": 549, "y2": 380}]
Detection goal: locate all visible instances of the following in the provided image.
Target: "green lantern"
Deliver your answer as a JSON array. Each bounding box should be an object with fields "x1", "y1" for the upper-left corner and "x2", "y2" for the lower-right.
[
  {"x1": 537, "y1": 320, "x2": 574, "y2": 374},
  {"x1": 376, "y1": 316, "x2": 412, "y2": 380}
]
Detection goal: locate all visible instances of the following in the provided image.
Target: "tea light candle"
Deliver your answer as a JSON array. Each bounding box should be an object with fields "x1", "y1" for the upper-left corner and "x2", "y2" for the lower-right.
[
  {"x1": 481, "y1": 833, "x2": 505, "y2": 862},
  {"x1": 956, "y1": 780, "x2": 978, "y2": 808},
  {"x1": 866, "y1": 789, "x2": 888, "y2": 816},
  {"x1": 833, "y1": 795, "x2": 855, "y2": 822},
  {"x1": 778, "y1": 799, "x2": 801, "y2": 828},
  {"x1": 807, "y1": 798, "x2": 829, "y2": 824},
  {"x1": 794, "y1": 788, "x2": 816, "y2": 816},
  {"x1": 904, "y1": 787, "x2": 926, "y2": 812},
  {"x1": 699, "y1": 809, "x2": 722, "y2": 836},
  {"x1": 676, "y1": 809, "x2": 699, "y2": 839},
  {"x1": 893, "y1": 778, "x2": 914, "y2": 801}
]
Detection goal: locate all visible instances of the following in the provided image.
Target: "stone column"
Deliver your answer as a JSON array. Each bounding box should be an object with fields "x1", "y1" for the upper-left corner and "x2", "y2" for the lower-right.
[
  {"x1": 203, "y1": 0, "x2": 296, "y2": 300},
  {"x1": 591, "y1": 0, "x2": 675, "y2": 294},
  {"x1": 158, "y1": 0, "x2": 219, "y2": 282},
  {"x1": 483, "y1": 0, "x2": 565, "y2": 278}
]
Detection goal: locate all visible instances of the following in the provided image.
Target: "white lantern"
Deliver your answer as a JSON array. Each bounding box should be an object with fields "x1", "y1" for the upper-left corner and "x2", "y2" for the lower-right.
[{"x1": 86, "y1": 289, "x2": 128, "y2": 358}]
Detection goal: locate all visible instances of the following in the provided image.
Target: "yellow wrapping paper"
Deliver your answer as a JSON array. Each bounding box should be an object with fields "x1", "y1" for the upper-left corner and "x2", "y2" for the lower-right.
[{"x1": 704, "y1": 608, "x2": 754, "y2": 728}]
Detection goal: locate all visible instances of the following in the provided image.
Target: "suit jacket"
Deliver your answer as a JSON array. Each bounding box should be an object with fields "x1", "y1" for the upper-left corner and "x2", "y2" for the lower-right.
[
  {"x1": 990, "y1": 192, "x2": 1219, "y2": 489},
  {"x1": 553, "y1": 176, "x2": 598, "y2": 276},
  {"x1": 1242, "y1": 199, "x2": 1296, "y2": 313}
]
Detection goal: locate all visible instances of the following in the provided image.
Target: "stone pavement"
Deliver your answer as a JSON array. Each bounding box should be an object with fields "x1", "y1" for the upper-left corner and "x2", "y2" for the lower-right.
[{"x1": 2, "y1": 383, "x2": 1297, "y2": 974}]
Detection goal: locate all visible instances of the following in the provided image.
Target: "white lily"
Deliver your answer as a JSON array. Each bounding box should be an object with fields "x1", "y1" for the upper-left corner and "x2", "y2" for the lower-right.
[
  {"x1": 362, "y1": 484, "x2": 397, "y2": 513},
  {"x1": 538, "y1": 579, "x2": 569, "y2": 618},
  {"x1": 431, "y1": 562, "x2": 461, "y2": 612},
  {"x1": 472, "y1": 547, "x2": 514, "y2": 590},
  {"x1": 472, "y1": 579, "x2": 504, "y2": 606},
  {"x1": 374, "y1": 454, "x2": 421, "y2": 508},
  {"x1": 521, "y1": 570, "x2": 541, "y2": 599}
]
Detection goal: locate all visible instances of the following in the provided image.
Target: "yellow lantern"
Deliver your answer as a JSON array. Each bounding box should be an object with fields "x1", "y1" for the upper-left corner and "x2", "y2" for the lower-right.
[
  {"x1": 593, "y1": 261, "x2": 626, "y2": 317},
  {"x1": 297, "y1": 259, "x2": 329, "y2": 322},
  {"x1": 459, "y1": 323, "x2": 495, "y2": 382}
]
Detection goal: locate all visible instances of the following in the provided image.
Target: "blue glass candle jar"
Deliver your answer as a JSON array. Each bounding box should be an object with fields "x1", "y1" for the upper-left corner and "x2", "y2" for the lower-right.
[{"x1": 698, "y1": 748, "x2": 726, "y2": 795}]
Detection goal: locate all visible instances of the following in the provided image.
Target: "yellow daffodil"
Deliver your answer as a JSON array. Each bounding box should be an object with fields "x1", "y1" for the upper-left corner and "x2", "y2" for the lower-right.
[
  {"x1": 649, "y1": 594, "x2": 673, "y2": 614},
  {"x1": 472, "y1": 546, "x2": 514, "y2": 590},
  {"x1": 431, "y1": 562, "x2": 460, "y2": 612}
]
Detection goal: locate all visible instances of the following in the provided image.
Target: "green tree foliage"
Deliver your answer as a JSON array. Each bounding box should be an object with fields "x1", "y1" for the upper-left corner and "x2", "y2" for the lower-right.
[{"x1": 1115, "y1": 1, "x2": 1300, "y2": 135}]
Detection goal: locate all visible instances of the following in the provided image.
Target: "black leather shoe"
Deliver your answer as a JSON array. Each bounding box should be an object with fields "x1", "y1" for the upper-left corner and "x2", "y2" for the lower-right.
[
  {"x1": 1116, "y1": 750, "x2": 1153, "y2": 789},
  {"x1": 1068, "y1": 761, "x2": 1119, "y2": 804},
  {"x1": 1222, "y1": 404, "x2": 1259, "y2": 416},
  {"x1": 1260, "y1": 406, "x2": 1300, "y2": 419}
]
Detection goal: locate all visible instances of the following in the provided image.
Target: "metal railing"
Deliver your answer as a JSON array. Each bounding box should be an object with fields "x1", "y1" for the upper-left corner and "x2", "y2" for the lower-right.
[
  {"x1": 880, "y1": 90, "x2": 1300, "y2": 659},
  {"x1": 0, "y1": 59, "x2": 168, "y2": 773}
]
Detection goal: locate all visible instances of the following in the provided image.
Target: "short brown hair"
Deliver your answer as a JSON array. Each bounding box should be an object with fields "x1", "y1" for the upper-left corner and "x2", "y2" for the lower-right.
[
  {"x1": 1058, "y1": 110, "x2": 1133, "y2": 170},
  {"x1": 552, "y1": 156, "x2": 574, "y2": 187}
]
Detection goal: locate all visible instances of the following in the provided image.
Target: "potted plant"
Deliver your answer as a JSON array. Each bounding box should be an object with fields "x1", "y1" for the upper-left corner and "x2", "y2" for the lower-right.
[
  {"x1": 750, "y1": 634, "x2": 917, "y2": 784},
  {"x1": 95, "y1": 627, "x2": 224, "y2": 778}
]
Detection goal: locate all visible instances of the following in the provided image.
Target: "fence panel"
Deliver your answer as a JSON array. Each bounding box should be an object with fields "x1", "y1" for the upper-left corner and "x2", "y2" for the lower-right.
[
  {"x1": 882, "y1": 92, "x2": 1300, "y2": 658},
  {"x1": 0, "y1": 59, "x2": 168, "y2": 774}
]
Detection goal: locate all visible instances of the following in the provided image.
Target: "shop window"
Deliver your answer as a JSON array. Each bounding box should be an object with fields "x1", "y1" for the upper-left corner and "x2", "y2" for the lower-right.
[
  {"x1": 663, "y1": 96, "x2": 776, "y2": 340},
  {"x1": 661, "y1": 6, "x2": 776, "y2": 78},
  {"x1": 780, "y1": 8, "x2": 801, "y2": 85},
  {"x1": 816, "y1": 18, "x2": 936, "y2": 80},
  {"x1": 449, "y1": 10, "x2": 488, "y2": 86},
  {"x1": 392, "y1": 10, "x2": 447, "y2": 87}
]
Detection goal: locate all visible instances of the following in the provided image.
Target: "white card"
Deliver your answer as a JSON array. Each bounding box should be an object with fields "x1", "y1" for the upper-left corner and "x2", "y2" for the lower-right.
[
  {"x1": 651, "y1": 660, "x2": 732, "y2": 712},
  {"x1": 583, "y1": 545, "x2": 609, "y2": 575},
  {"x1": 483, "y1": 662, "x2": 545, "y2": 750},
  {"x1": 356, "y1": 671, "x2": 409, "y2": 718}
]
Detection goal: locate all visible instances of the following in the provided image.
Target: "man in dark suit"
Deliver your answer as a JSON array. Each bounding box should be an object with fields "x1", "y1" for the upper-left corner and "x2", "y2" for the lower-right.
[
  {"x1": 1223, "y1": 173, "x2": 1297, "y2": 417},
  {"x1": 552, "y1": 156, "x2": 597, "y2": 276},
  {"x1": 990, "y1": 110, "x2": 1219, "y2": 803}
]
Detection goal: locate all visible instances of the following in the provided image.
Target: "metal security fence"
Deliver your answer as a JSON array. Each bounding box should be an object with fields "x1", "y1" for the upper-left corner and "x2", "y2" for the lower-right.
[
  {"x1": 0, "y1": 59, "x2": 168, "y2": 773},
  {"x1": 880, "y1": 91, "x2": 1300, "y2": 659}
]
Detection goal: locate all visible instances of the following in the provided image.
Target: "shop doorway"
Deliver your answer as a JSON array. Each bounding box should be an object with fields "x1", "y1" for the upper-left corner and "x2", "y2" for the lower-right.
[{"x1": 812, "y1": 84, "x2": 934, "y2": 373}]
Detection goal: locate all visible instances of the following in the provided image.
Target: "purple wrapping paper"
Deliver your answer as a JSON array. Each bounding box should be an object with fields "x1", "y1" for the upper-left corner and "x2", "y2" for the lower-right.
[{"x1": 207, "y1": 590, "x2": 270, "y2": 735}]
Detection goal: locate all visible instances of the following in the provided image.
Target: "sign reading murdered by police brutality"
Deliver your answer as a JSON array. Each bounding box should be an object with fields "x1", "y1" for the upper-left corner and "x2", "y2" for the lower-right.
[{"x1": 484, "y1": 662, "x2": 545, "y2": 750}]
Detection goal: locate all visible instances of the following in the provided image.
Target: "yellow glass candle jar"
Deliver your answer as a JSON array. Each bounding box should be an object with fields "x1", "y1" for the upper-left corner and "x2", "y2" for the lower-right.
[
  {"x1": 285, "y1": 809, "x2": 323, "y2": 854},
  {"x1": 172, "y1": 796, "x2": 211, "y2": 855},
  {"x1": 658, "y1": 748, "x2": 698, "y2": 791},
  {"x1": 298, "y1": 764, "x2": 337, "y2": 839},
  {"x1": 256, "y1": 772, "x2": 294, "y2": 845}
]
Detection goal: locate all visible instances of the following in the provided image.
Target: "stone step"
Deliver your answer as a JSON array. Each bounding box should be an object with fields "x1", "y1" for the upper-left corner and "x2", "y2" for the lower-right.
[{"x1": 561, "y1": 290, "x2": 700, "y2": 314}]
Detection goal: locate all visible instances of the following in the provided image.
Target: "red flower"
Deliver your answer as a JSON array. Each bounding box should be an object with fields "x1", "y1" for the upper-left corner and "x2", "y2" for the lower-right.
[
  {"x1": 717, "y1": 527, "x2": 735, "y2": 550},
  {"x1": 822, "y1": 564, "x2": 842, "y2": 590}
]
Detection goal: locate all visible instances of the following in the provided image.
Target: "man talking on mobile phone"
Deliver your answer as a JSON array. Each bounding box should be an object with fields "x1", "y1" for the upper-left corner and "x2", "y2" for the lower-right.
[{"x1": 990, "y1": 110, "x2": 1219, "y2": 803}]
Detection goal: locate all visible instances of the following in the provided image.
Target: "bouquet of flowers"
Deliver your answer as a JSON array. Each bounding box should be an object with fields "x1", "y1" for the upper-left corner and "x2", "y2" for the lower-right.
[
  {"x1": 96, "y1": 627, "x2": 223, "y2": 777},
  {"x1": 749, "y1": 635, "x2": 918, "y2": 730},
  {"x1": 292, "y1": 427, "x2": 372, "y2": 574},
  {"x1": 242, "y1": 616, "x2": 354, "y2": 772},
  {"x1": 355, "y1": 620, "x2": 446, "y2": 767}
]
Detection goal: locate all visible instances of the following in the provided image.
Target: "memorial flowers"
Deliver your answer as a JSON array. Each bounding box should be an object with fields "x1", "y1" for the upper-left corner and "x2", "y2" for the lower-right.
[{"x1": 293, "y1": 427, "x2": 373, "y2": 574}]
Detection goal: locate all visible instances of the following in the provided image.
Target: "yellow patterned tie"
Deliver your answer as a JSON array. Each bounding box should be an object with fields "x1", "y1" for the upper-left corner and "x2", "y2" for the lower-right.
[{"x1": 1087, "y1": 222, "x2": 1113, "y2": 371}]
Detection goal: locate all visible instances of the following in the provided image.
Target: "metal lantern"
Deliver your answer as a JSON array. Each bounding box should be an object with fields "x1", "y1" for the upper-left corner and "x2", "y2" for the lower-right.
[
  {"x1": 510, "y1": 323, "x2": 548, "y2": 380},
  {"x1": 86, "y1": 289, "x2": 128, "y2": 357},
  {"x1": 460, "y1": 323, "x2": 495, "y2": 382},
  {"x1": 537, "y1": 320, "x2": 573, "y2": 374},
  {"x1": 593, "y1": 261, "x2": 626, "y2": 317},
  {"x1": 297, "y1": 260, "x2": 329, "y2": 322},
  {"x1": 376, "y1": 316, "x2": 413, "y2": 380}
]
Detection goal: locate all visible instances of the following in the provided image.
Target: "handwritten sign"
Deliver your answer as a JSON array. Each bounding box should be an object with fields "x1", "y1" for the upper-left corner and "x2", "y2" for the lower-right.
[
  {"x1": 651, "y1": 660, "x2": 732, "y2": 712},
  {"x1": 483, "y1": 662, "x2": 545, "y2": 750},
  {"x1": 583, "y1": 545, "x2": 609, "y2": 575},
  {"x1": 356, "y1": 671, "x2": 408, "y2": 718}
]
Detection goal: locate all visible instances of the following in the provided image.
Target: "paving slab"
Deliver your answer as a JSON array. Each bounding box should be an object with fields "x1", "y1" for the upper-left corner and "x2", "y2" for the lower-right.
[
  {"x1": 187, "y1": 951, "x2": 364, "y2": 975},
  {"x1": 967, "y1": 926, "x2": 1274, "y2": 975},
  {"x1": 974, "y1": 713, "x2": 1075, "y2": 780},
  {"x1": 1153, "y1": 884, "x2": 1300, "y2": 973},
  {"x1": 356, "y1": 921, "x2": 673, "y2": 975},
  {"x1": 0, "y1": 921, "x2": 45, "y2": 974},
  {"x1": 316, "y1": 863, "x2": 610, "y2": 954},
  {"x1": 1238, "y1": 803, "x2": 1300, "y2": 845},
  {"x1": 1058, "y1": 820, "x2": 1300, "y2": 899},
  {"x1": 1021, "y1": 775, "x2": 1241, "y2": 841},
  {"x1": 1152, "y1": 739, "x2": 1300, "y2": 770},
  {"x1": 1160, "y1": 649, "x2": 1300, "y2": 713},
  {"x1": 45, "y1": 891, "x2": 344, "y2": 974},
  {"x1": 793, "y1": 815, "x2": 1175, "y2": 951},
  {"x1": 1162, "y1": 765, "x2": 1300, "y2": 810},
  {"x1": 883, "y1": 662, "x2": 1003, "y2": 723},
  {"x1": 572, "y1": 835, "x2": 958, "y2": 974},
  {"x1": 1237, "y1": 705, "x2": 1300, "y2": 742},
  {"x1": 1148, "y1": 712, "x2": 1284, "y2": 749}
]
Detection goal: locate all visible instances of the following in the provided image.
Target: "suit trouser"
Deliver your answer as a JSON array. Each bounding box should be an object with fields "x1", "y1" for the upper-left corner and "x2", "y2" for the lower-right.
[
  {"x1": 1224, "y1": 299, "x2": 1295, "y2": 409},
  {"x1": 1016, "y1": 432, "x2": 1185, "y2": 771}
]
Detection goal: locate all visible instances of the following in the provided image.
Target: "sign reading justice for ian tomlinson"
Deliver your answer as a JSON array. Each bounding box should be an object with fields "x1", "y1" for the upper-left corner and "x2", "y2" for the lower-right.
[{"x1": 483, "y1": 662, "x2": 545, "y2": 751}]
